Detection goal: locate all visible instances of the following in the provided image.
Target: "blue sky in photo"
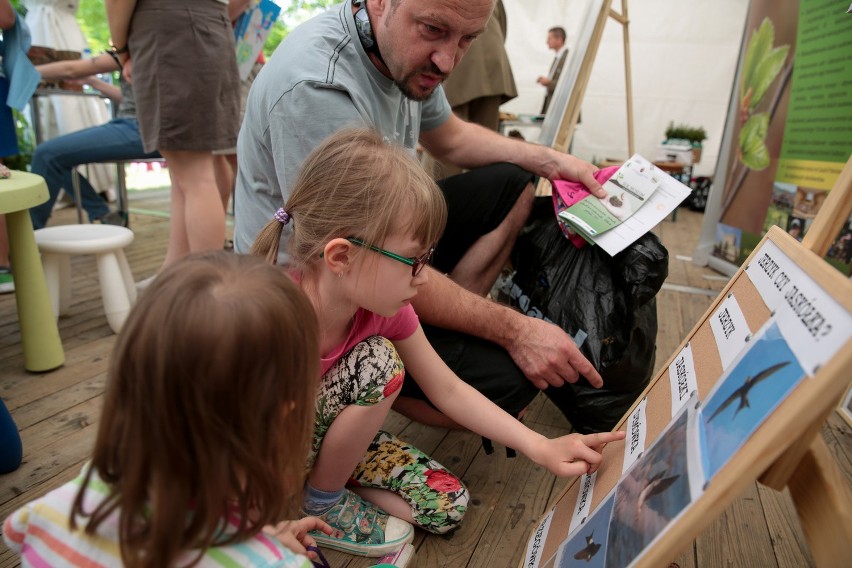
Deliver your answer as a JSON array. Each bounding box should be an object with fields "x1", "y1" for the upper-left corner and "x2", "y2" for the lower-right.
[{"x1": 701, "y1": 321, "x2": 806, "y2": 480}]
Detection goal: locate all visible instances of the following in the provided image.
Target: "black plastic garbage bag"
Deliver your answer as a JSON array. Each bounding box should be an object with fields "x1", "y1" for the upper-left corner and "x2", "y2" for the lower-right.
[{"x1": 503, "y1": 199, "x2": 669, "y2": 433}]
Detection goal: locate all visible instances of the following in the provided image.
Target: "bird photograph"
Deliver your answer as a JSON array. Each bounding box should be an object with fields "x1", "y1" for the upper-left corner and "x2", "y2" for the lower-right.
[
  {"x1": 707, "y1": 361, "x2": 792, "y2": 422},
  {"x1": 573, "y1": 530, "x2": 602, "y2": 562},
  {"x1": 607, "y1": 408, "x2": 693, "y2": 567},
  {"x1": 557, "y1": 494, "x2": 615, "y2": 568},
  {"x1": 701, "y1": 321, "x2": 805, "y2": 480}
]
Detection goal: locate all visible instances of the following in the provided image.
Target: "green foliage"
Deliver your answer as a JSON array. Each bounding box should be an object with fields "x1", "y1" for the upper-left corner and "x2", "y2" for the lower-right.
[
  {"x1": 735, "y1": 17, "x2": 790, "y2": 171},
  {"x1": 64, "y1": 1, "x2": 332, "y2": 59},
  {"x1": 8, "y1": 0, "x2": 25, "y2": 16},
  {"x1": 740, "y1": 18, "x2": 789, "y2": 112},
  {"x1": 281, "y1": 0, "x2": 337, "y2": 17},
  {"x1": 739, "y1": 113, "x2": 770, "y2": 171},
  {"x1": 664, "y1": 123, "x2": 707, "y2": 145},
  {"x1": 5, "y1": 110, "x2": 35, "y2": 171},
  {"x1": 76, "y1": 0, "x2": 111, "y2": 53},
  {"x1": 264, "y1": 19, "x2": 288, "y2": 57}
]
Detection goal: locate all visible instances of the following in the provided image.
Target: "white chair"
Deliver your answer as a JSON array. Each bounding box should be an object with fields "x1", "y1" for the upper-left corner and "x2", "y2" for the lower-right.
[{"x1": 34, "y1": 225, "x2": 136, "y2": 334}]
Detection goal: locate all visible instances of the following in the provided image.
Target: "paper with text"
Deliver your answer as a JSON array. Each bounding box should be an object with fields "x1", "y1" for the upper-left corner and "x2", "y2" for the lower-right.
[{"x1": 709, "y1": 293, "x2": 751, "y2": 370}]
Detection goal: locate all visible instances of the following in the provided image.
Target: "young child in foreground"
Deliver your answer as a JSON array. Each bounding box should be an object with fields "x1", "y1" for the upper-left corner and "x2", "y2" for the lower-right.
[
  {"x1": 251, "y1": 128, "x2": 626, "y2": 557},
  {"x1": 3, "y1": 252, "x2": 332, "y2": 567}
]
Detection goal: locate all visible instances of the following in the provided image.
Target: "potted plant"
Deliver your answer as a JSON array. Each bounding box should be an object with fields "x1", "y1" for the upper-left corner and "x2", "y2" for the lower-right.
[{"x1": 665, "y1": 123, "x2": 707, "y2": 163}]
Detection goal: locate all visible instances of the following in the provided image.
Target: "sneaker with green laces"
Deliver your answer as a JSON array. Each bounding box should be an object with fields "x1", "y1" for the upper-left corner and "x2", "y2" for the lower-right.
[
  {"x1": 0, "y1": 267, "x2": 13, "y2": 294},
  {"x1": 309, "y1": 489, "x2": 414, "y2": 557}
]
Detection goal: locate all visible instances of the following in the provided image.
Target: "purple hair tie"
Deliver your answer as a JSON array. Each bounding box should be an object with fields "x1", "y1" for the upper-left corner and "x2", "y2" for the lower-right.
[{"x1": 274, "y1": 207, "x2": 291, "y2": 225}]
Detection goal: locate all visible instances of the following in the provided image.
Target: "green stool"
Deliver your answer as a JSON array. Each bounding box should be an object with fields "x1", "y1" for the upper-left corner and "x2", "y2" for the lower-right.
[{"x1": 0, "y1": 171, "x2": 64, "y2": 372}]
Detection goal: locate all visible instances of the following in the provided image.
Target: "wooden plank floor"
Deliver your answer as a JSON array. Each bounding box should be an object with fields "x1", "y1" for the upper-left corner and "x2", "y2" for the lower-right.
[{"x1": 1, "y1": 194, "x2": 849, "y2": 567}]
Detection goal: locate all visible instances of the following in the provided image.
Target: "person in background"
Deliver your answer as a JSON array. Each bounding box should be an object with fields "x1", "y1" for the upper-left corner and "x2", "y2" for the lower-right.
[
  {"x1": 4, "y1": 251, "x2": 332, "y2": 567},
  {"x1": 251, "y1": 128, "x2": 625, "y2": 556},
  {"x1": 213, "y1": 0, "x2": 268, "y2": 241},
  {"x1": 106, "y1": 0, "x2": 240, "y2": 280},
  {"x1": 0, "y1": 0, "x2": 19, "y2": 294},
  {"x1": 425, "y1": 0, "x2": 517, "y2": 178},
  {"x1": 537, "y1": 26, "x2": 568, "y2": 114},
  {"x1": 28, "y1": 52, "x2": 161, "y2": 229}
]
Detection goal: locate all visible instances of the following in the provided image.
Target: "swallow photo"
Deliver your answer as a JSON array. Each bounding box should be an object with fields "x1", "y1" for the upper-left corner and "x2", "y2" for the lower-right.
[
  {"x1": 573, "y1": 530, "x2": 602, "y2": 562},
  {"x1": 708, "y1": 361, "x2": 791, "y2": 422},
  {"x1": 637, "y1": 470, "x2": 681, "y2": 514}
]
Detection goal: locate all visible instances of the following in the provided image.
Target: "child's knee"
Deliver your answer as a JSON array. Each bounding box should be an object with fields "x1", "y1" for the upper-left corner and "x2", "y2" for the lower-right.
[{"x1": 412, "y1": 473, "x2": 469, "y2": 535}]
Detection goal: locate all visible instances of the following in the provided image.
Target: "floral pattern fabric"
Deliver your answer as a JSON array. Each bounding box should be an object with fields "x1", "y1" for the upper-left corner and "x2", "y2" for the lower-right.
[{"x1": 311, "y1": 336, "x2": 468, "y2": 535}]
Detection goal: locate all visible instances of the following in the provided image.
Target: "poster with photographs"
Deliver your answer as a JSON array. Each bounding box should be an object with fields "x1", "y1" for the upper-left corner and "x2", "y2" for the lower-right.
[
  {"x1": 544, "y1": 400, "x2": 705, "y2": 568},
  {"x1": 607, "y1": 403, "x2": 703, "y2": 567},
  {"x1": 700, "y1": 319, "x2": 807, "y2": 480}
]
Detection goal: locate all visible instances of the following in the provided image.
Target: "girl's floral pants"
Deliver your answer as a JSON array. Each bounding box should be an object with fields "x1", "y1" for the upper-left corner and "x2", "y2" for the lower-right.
[{"x1": 309, "y1": 336, "x2": 469, "y2": 534}]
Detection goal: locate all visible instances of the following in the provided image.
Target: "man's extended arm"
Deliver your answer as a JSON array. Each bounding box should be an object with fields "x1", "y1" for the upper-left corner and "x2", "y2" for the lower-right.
[
  {"x1": 411, "y1": 268, "x2": 603, "y2": 389},
  {"x1": 419, "y1": 112, "x2": 606, "y2": 197}
]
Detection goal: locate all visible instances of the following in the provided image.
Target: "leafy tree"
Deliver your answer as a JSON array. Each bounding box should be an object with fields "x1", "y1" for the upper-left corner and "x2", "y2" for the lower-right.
[
  {"x1": 13, "y1": 0, "x2": 335, "y2": 60},
  {"x1": 76, "y1": 0, "x2": 111, "y2": 53}
]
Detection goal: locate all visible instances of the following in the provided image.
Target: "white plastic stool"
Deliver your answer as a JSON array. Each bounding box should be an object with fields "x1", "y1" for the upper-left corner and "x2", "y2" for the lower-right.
[{"x1": 34, "y1": 224, "x2": 136, "y2": 334}]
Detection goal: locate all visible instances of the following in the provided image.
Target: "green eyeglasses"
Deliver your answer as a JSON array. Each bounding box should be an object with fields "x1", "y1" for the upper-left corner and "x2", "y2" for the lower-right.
[{"x1": 348, "y1": 237, "x2": 434, "y2": 277}]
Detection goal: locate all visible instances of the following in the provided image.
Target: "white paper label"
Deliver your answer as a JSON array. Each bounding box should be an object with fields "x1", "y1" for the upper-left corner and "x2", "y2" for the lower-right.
[
  {"x1": 669, "y1": 343, "x2": 698, "y2": 416},
  {"x1": 522, "y1": 509, "x2": 554, "y2": 568},
  {"x1": 709, "y1": 292, "x2": 751, "y2": 369},
  {"x1": 745, "y1": 240, "x2": 852, "y2": 375},
  {"x1": 622, "y1": 398, "x2": 648, "y2": 473},
  {"x1": 568, "y1": 471, "x2": 598, "y2": 534}
]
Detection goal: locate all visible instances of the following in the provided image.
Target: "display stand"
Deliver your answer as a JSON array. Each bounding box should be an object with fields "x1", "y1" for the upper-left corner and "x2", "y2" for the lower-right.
[
  {"x1": 536, "y1": 0, "x2": 634, "y2": 197},
  {"x1": 755, "y1": 156, "x2": 852, "y2": 568},
  {"x1": 521, "y1": 158, "x2": 852, "y2": 567}
]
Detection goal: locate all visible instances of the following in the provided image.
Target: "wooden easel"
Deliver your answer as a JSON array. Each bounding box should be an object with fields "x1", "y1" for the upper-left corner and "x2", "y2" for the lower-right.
[
  {"x1": 756, "y1": 155, "x2": 852, "y2": 567},
  {"x1": 630, "y1": 155, "x2": 852, "y2": 568},
  {"x1": 536, "y1": 0, "x2": 635, "y2": 196}
]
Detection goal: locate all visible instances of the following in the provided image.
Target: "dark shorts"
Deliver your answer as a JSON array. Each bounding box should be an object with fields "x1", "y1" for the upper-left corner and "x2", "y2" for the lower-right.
[
  {"x1": 401, "y1": 325, "x2": 540, "y2": 418},
  {"x1": 400, "y1": 164, "x2": 538, "y2": 416},
  {"x1": 431, "y1": 162, "x2": 535, "y2": 273},
  {"x1": 406, "y1": 163, "x2": 537, "y2": 416}
]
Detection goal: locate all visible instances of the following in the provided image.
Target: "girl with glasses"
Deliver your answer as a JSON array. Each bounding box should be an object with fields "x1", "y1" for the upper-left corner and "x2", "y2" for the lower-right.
[{"x1": 251, "y1": 128, "x2": 625, "y2": 558}]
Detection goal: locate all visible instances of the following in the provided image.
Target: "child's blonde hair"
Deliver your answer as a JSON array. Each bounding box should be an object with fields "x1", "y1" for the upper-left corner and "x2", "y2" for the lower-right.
[
  {"x1": 251, "y1": 128, "x2": 447, "y2": 269},
  {"x1": 71, "y1": 251, "x2": 320, "y2": 568}
]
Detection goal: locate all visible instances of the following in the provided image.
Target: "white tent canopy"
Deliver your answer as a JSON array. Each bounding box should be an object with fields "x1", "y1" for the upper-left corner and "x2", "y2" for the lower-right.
[{"x1": 501, "y1": 0, "x2": 749, "y2": 177}]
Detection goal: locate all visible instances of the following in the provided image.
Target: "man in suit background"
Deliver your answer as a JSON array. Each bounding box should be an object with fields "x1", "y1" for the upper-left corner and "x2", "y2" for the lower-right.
[{"x1": 537, "y1": 26, "x2": 567, "y2": 114}]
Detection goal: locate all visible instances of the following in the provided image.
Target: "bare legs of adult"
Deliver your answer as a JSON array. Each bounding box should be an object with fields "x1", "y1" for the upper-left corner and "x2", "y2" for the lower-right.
[
  {"x1": 212, "y1": 153, "x2": 237, "y2": 211},
  {"x1": 160, "y1": 150, "x2": 225, "y2": 268},
  {"x1": 448, "y1": 181, "x2": 535, "y2": 296}
]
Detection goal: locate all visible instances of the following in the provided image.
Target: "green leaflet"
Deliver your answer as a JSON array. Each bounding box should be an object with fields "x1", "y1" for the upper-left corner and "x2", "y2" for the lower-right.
[
  {"x1": 740, "y1": 18, "x2": 775, "y2": 102},
  {"x1": 740, "y1": 113, "x2": 770, "y2": 171},
  {"x1": 740, "y1": 18, "x2": 790, "y2": 111},
  {"x1": 750, "y1": 46, "x2": 789, "y2": 111}
]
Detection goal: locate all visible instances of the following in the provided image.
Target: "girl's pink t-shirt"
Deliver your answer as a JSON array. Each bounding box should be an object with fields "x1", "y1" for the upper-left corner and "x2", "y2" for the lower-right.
[
  {"x1": 286, "y1": 269, "x2": 419, "y2": 375},
  {"x1": 320, "y1": 305, "x2": 419, "y2": 375}
]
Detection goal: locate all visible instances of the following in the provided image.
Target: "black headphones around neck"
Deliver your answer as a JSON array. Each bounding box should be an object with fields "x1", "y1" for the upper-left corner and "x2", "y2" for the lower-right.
[
  {"x1": 353, "y1": 0, "x2": 376, "y2": 49},
  {"x1": 353, "y1": 0, "x2": 387, "y2": 67}
]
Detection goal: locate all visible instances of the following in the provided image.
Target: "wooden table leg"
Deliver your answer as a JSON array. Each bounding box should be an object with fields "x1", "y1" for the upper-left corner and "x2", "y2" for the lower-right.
[{"x1": 5, "y1": 209, "x2": 64, "y2": 372}]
